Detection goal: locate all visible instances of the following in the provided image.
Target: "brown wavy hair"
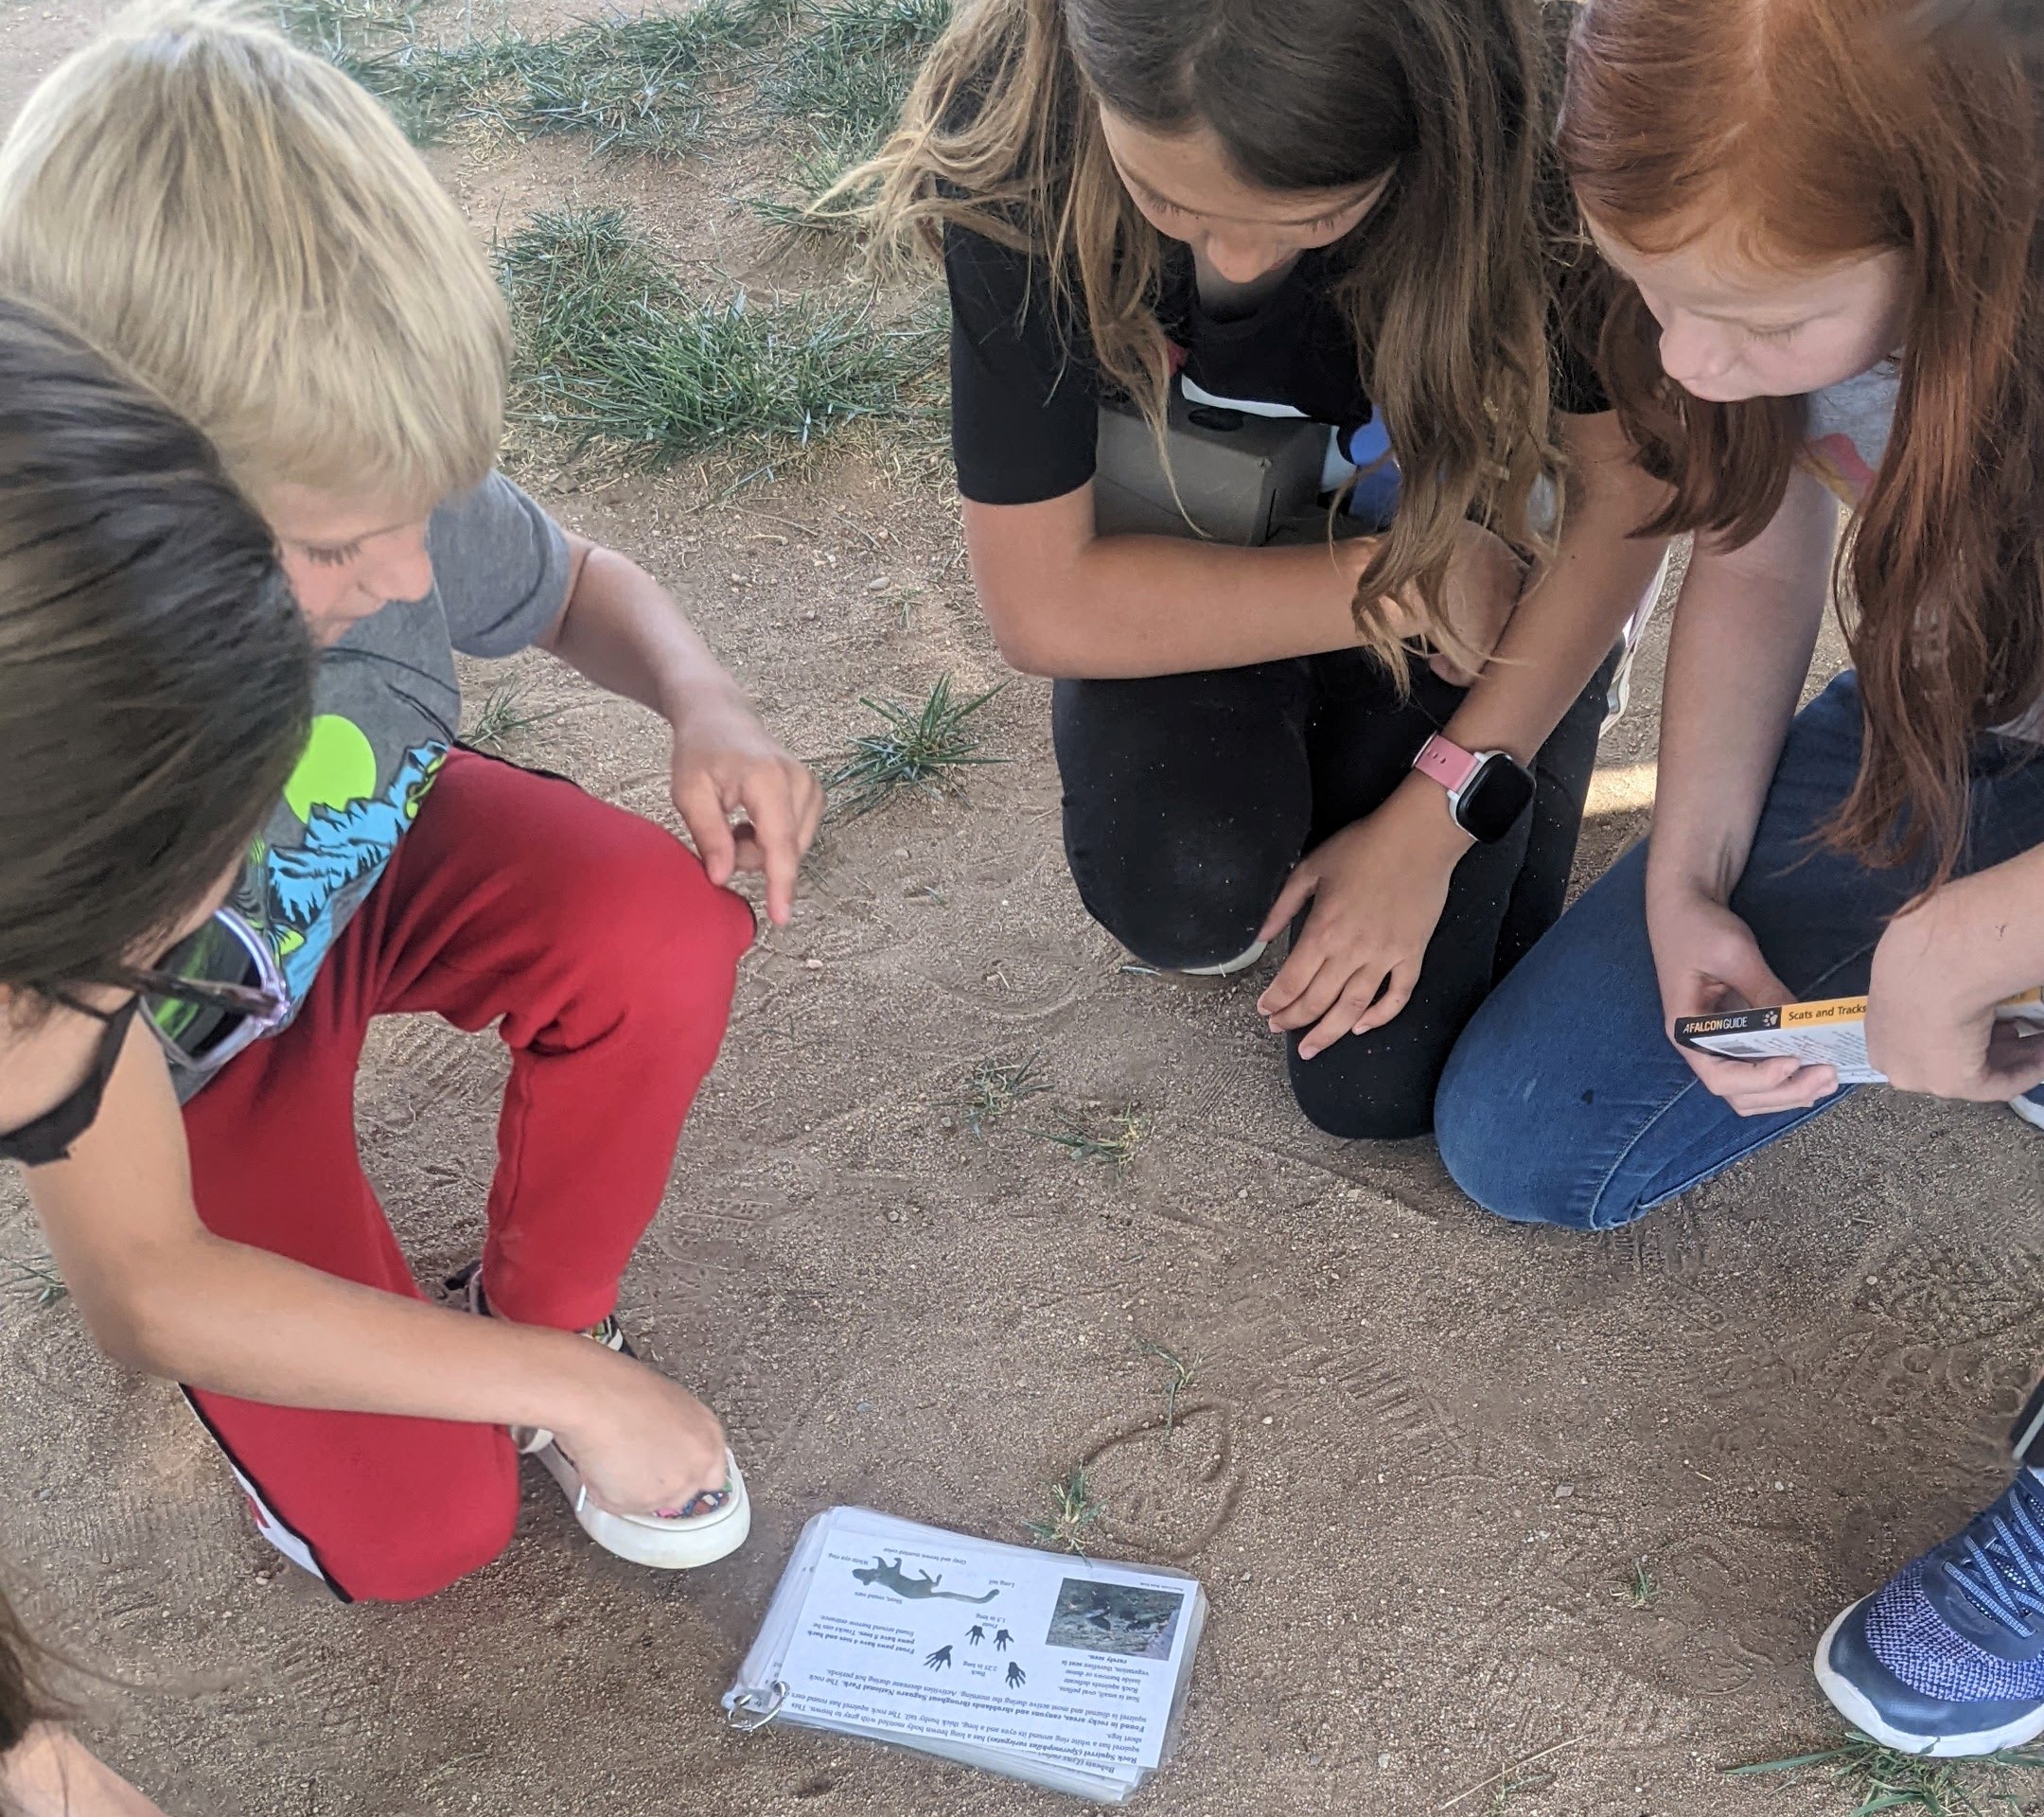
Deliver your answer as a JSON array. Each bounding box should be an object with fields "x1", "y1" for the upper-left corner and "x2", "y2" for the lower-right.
[
  {"x1": 1562, "y1": 0, "x2": 2044, "y2": 881},
  {"x1": 0, "y1": 1583, "x2": 48, "y2": 1763},
  {"x1": 842, "y1": 0, "x2": 1568, "y2": 670}
]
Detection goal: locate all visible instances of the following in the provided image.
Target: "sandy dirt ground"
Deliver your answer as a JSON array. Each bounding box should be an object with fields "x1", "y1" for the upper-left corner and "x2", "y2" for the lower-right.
[{"x1": 4, "y1": 5, "x2": 2043, "y2": 1813}]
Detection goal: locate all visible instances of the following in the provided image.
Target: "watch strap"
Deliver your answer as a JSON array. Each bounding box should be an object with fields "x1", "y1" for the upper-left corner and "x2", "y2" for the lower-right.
[{"x1": 1413, "y1": 732, "x2": 1483, "y2": 795}]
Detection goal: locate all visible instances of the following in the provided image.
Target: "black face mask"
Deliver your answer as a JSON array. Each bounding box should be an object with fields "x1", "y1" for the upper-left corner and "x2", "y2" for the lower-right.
[{"x1": 0, "y1": 998, "x2": 139, "y2": 1168}]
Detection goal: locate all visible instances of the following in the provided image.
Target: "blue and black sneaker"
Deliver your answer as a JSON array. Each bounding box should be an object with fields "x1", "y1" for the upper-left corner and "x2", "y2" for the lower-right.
[{"x1": 1816, "y1": 1385, "x2": 2044, "y2": 1755}]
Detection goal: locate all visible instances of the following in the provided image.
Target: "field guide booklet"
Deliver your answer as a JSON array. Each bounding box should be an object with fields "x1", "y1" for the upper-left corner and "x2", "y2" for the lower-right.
[
  {"x1": 1676, "y1": 986, "x2": 2044, "y2": 1085},
  {"x1": 722, "y1": 1506, "x2": 1207, "y2": 1802}
]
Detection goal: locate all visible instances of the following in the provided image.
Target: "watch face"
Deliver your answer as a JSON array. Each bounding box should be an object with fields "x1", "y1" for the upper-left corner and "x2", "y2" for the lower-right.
[{"x1": 1458, "y1": 753, "x2": 1536, "y2": 842}]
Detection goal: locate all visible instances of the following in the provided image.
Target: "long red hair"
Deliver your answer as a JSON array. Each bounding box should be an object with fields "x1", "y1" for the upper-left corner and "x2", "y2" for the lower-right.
[{"x1": 1562, "y1": 0, "x2": 2044, "y2": 880}]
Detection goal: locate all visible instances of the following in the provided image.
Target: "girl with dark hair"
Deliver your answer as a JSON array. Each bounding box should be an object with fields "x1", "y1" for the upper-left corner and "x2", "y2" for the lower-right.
[
  {"x1": 0, "y1": 297, "x2": 313, "y2": 1810},
  {"x1": 0, "y1": 1583, "x2": 162, "y2": 1814},
  {"x1": 1435, "y1": 0, "x2": 2044, "y2": 1757},
  {"x1": 0, "y1": 296, "x2": 310, "y2": 1160},
  {"x1": 852, "y1": 0, "x2": 1672, "y2": 1138}
]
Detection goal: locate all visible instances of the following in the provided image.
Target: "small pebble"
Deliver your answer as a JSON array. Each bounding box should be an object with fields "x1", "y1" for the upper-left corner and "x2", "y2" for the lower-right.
[
  {"x1": 866, "y1": 576, "x2": 891, "y2": 591},
  {"x1": 885, "y1": 1208, "x2": 903, "y2": 1224},
  {"x1": 804, "y1": 957, "x2": 824, "y2": 970},
  {"x1": 1261, "y1": 1416, "x2": 1274, "y2": 1426},
  {"x1": 1554, "y1": 1484, "x2": 1574, "y2": 1500},
  {"x1": 1377, "y1": 1755, "x2": 1393, "y2": 1771}
]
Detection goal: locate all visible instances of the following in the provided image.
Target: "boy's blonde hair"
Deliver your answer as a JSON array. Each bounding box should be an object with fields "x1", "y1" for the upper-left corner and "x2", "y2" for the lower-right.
[{"x1": 0, "y1": 0, "x2": 509, "y2": 506}]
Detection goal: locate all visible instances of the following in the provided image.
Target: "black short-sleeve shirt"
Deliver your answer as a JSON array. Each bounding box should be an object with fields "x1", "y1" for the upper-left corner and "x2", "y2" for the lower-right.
[{"x1": 944, "y1": 223, "x2": 1611, "y2": 508}]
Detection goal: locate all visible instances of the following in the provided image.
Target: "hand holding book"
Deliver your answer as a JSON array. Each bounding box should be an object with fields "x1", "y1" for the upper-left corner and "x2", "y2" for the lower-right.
[
  {"x1": 1648, "y1": 886, "x2": 1843, "y2": 1117},
  {"x1": 1677, "y1": 988, "x2": 2044, "y2": 1089}
]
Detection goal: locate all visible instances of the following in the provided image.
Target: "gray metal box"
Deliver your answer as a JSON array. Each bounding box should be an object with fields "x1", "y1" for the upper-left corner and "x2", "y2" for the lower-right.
[{"x1": 1093, "y1": 392, "x2": 1330, "y2": 546}]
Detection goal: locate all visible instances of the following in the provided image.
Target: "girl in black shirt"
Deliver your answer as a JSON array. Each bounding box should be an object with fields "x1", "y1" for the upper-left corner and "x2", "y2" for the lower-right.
[{"x1": 855, "y1": 0, "x2": 1670, "y2": 1138}]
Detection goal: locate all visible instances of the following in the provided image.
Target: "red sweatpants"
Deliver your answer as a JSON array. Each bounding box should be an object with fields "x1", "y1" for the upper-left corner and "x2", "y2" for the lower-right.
[{"x1": 181, "y1": 751, "x2": 754, "y2": 1601}]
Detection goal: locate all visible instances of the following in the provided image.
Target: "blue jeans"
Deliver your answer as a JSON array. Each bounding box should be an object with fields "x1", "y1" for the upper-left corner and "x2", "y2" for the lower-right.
[{"x1": 1436, "y1": 672, "x2": 2044, "y2": 1230}]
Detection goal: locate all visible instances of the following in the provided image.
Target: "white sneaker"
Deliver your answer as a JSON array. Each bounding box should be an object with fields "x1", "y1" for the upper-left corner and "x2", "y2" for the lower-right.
[
  {"x1": 525, "y1": 1431, "x2": 750, "y2": 1570},
  {"x1": 1180, "y1": 939, "x2": 1268, "y2": 979},
  {"x1": 2014, "y1": 1092, "x2": 2044, "y2": 1132},
  {"x1": 448, "y1": 1264, "x2": 751, "y2": 1571}
]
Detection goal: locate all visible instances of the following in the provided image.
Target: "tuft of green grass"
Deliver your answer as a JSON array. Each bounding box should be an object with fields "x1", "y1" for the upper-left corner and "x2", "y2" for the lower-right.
[
  {"x1": 1725, "y1": 1731, "x2": 2044, "y2": 1815},
  {"x1": 959, "y1": 1052, "x2": 1049, "y2": 1138},
  {"x1": 750, "y1": 0, "x2": 951, "y2": 229},
  {"x1": 1615, "y1": 1558, "x2": 1658, "y2": 1611},
  {"x1": 1024, "y1": 1468, "x2": 1104, "y2": 1557},
  {"x1": 1031, "y1": 1109, "x2": 1147, "y2": 1168},
  {"x1": 464, "y1": 674, "x2": 564, "y2": 752},
  {"x1": 5, "y1": 1259, "x2": 69, "y2": 1310},
  {"x1": 821, "y1": 676, "x2": 1005, "y2": 819},
  {"x1": 1138, "y1": 1341, "x2": 1205, "y2": 1438},
  {"x1": 882, "y1": 584, "x2": 927, "y2": 628},
  {"x1": 498, "y1": 208, "x2": 943, "y2": 468},
  {"x1": 273, "y1": 0, "x2": 421, "y2": 85},
  {"x1": 285, "y1": 0, "x2": 790, "y2": 154},
  {"x1": 283, "y1": 0, "x2": 941, "y2": 186}
]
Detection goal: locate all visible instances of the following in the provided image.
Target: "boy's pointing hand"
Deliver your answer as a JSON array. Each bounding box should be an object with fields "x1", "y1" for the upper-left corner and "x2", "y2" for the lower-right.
[{"x1": 670, "y1": 693, "x2": 823, "y2": 926}]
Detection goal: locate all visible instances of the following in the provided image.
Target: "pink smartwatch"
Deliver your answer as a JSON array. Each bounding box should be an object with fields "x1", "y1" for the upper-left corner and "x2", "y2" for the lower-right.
[{"x1": 1412, "y1": 732, "x2": 1536, "y2": 843}]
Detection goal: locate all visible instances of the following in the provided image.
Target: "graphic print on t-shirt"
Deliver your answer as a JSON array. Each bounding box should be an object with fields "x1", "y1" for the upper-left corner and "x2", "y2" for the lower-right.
[{"x1": 238, "y1": 721, "x2": 448, "y2": 1004}]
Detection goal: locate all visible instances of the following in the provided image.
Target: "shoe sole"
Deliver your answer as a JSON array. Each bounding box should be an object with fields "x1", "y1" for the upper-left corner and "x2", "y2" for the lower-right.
[
  {"x1": 1814, "y1": 1600, "x2": 2044, "y2": 1756},
  {"x1": 1181, "y1": 940, "x2": 1267, "y2": 979},
  {"x1": 2013, "y1": 1094, "x2": 2044, "y2": 1132},
  {"x1": 537, "y1": 1443, "x2": 752, "y2": 1570}
]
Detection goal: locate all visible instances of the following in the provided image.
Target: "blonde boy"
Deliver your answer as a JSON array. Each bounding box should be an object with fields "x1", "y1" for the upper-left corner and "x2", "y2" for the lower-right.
[{"x1": 0, "y1": 2, "x2": 821, "y2": 1599}]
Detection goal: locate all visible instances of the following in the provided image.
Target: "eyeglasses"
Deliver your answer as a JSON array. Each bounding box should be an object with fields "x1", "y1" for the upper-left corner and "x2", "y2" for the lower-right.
[
  {"x1": 0, "y1": 909, "x2": 291, "y2": 1168},
  {"x1": 133, "y1": 907, "x2": 291, "y2": 1073}
]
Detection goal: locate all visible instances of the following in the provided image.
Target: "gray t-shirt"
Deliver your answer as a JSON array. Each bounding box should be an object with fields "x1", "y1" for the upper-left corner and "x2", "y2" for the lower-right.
[
  {"x1": 1803, "y1": 362, "x2": 2041, "y2": 742},
  {"x1": 192, "y1": 472, "x2": 569, "y2": 1092},
  {"x1": 1804, "y1": 362, "x2": 1896, "y2": 503}
]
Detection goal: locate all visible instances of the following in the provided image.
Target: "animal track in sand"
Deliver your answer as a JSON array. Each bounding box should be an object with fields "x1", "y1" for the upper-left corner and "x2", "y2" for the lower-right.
[{"x1": 1081, "y1": 1402, "x2": 1243, "y2": 1562}]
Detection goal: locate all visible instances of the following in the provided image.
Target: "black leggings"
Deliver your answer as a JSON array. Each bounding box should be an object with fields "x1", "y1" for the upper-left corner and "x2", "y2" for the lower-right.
[{"x1": 1052, "y1": 645, "x2": 1617, "y2": 1140}]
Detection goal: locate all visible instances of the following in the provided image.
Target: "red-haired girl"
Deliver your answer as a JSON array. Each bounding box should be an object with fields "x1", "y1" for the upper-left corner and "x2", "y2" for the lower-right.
[{"x1": 1436, "y1": 0, "x2": 2044, "y2": 1757}]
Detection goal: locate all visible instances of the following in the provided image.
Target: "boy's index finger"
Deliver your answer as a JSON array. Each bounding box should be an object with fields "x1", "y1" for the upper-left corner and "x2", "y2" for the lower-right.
[
  {"x1": 742, "y1": 778, "x2": 800, "y2": 924},
  {"x1": 674, "y1": 771, "x2": 737, "y2": 884}
]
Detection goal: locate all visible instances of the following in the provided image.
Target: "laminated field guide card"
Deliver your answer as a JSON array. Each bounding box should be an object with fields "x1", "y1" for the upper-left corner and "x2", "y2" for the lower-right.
[
  {"x1": 723, "y1": 1507, "x2": 1207, "y2": 1802},
  {"x1": 1676, "y1": 987, "x2": 2044, "y2": 1085}
]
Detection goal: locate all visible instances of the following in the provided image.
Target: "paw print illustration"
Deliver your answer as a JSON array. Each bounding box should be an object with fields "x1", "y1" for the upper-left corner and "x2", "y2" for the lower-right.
[
  {"x1": 994, "y1": 1628, "x2": 1013, "y2": 1652},
  {"x1": 967, "y1": 1623, "x2": 988, "y2": 1646},
  {"x1": 1006, "y1": 1662, "x2": 1027, "y2": 1689},
  {"x1": 923, "y1": 1645, "x2": 953, "y2": 1671}
]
